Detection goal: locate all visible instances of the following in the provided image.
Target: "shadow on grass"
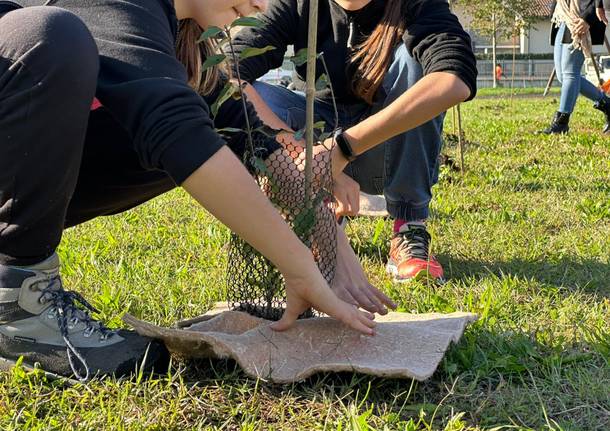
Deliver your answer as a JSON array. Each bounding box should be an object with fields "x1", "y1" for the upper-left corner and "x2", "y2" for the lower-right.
[
  {"x1": 352, "y1": 237, "x2": 608, "y2": 297},
  {"x1": 440, "y1": 255, "x2": 610, "y2": 297}
]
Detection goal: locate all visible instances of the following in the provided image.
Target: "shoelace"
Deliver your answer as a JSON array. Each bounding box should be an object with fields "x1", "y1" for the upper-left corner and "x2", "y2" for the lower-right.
[
  {"x1": 393, "y1": 225, "x2": 431, "y2": 261},
  {"x1": 39, "y1": 277, "x2": 115, "y2": 381}
]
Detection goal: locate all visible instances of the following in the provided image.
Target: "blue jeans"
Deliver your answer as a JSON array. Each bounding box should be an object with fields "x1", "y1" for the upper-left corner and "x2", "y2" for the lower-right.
[
  {"x1": 555, "y1": 23, "x2": 604, "y2": 114},
  {"x1": 253, "y1": 44, "x2": 444, "y2": 221}
]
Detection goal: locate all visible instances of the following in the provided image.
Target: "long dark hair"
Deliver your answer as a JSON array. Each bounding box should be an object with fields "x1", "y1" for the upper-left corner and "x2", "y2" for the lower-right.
[
  {"x1": 351, "y1": 1, "x2": 406, "y2": 104},
  {"x1": 176, "y1": 19, "x2": 225, "y2": 96}
]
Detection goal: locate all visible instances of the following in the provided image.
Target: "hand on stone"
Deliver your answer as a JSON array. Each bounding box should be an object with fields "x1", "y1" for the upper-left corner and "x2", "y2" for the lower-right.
[
  {"x1": 270, "y1": 260, "x2": 377, "y2": 336},
  {"x1": 331, "y1": 227, "x2": 397, "y2": 315}
]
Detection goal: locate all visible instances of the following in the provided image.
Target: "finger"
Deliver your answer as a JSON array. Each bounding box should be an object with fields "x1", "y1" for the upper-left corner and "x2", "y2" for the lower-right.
[
  {"x1": 357, "y1": 309, "x2": 377, "y2": 330},
  {"x1": 331, "y1": 284, "x2": 359, "y2": 307},
  {"x1": 336, "y1": 203, "x2": 352, "y2": 218},
  {"x1": 335, "y1": 200, "x2": 347, "y2": 217},
  {"x1": 337, "y1": 203, "x2": 354, "y2": 218},
  {"x1": 270, "y1": 303, "x2": 306, "y2": 332},
  {"x1": 362, "y1": 285, "x2": 387, "y2": 315},
  {"x1": 348, "y1": 285, "x2": 379, "y2": 313},
  {"x1": 343, "y1": 308, "x2": 376, "y2": 335},
  {"x1": 369, "y1": 285, "x2": 398, "y2": 310},
  {"x1": 349, "y1": 188, "x2": 360, "y2": 216},
  {"x1": 316, "y1": 294, "x2": 375, "y2": 335}
]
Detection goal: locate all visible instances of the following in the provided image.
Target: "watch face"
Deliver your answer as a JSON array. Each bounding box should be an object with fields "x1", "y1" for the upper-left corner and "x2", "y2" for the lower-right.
[{"x1": 336, "y1": 132, "x2": 356, "y2": 161}]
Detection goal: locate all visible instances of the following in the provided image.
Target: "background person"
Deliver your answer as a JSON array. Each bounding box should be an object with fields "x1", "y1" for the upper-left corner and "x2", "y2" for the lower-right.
[
  {"x1": 232, "y1": 0, "x2": 477, "y2": 283},
  {"x1": 542, "y1": 0, "x2": 610, "y2": 134},
  {"x1": 495, "y1": 63, "x2": 505, "y2": 87}
]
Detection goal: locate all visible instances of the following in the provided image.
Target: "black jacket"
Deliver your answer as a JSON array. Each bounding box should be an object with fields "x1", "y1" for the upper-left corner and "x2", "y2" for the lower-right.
[
  {"x1": 12, "y1": 0, "x2": 227, "y2": 185},
  {"x1": 231, "y1": 0, "x2": 477, "y2": 104},
  {"x1": 550, "y1": 0, "x2": 607, "y2": 46}
]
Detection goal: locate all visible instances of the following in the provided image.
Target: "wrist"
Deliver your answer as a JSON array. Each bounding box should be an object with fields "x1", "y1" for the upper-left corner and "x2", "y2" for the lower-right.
[
  {"x1": 333, "y1": 128, "x2": 358, "y2": 162},
  {"x1": 277, "y1": 243, "x2": 318, "y2": 278},
  {"x1": 330, "y1": 144, "x2": 350, "y2": 178}
]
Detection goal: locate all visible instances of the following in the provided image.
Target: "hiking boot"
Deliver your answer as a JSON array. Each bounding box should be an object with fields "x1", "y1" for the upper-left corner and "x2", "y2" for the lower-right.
[
  {"x1": 541, "y1": 112, "x2": 570, "y2": 135},
  {"x1": 0, "y1": 254, "x2": 168, "y2": 381},
  {"x1": 593, "y1": 95, "x2": 610, "y2": 134},
  {"x1": 386, "y1": 223, "x2": 444, "y2": 282}
]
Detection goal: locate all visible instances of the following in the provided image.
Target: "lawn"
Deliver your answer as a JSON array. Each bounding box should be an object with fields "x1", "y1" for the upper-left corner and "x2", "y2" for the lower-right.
[
  {"x1": 475, "y1": 87, "x2": 561, "y2": 97},
  {"x1": 1, "y1": 95, "x2": 608, "y2": 430}
]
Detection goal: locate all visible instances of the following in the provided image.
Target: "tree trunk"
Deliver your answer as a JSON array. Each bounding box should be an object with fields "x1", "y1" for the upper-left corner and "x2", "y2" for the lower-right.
[
  {"x1": 304, "y1": 0, "x2": 319, "y2": 206},
  {"x1": 492, "y1": 12, "x2": 497, "y2": 89}
]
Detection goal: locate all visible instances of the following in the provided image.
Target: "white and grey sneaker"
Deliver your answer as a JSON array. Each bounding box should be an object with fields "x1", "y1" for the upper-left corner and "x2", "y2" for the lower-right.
[{"x1": 0, "y1": 254, "x2": 168, "y2": 381}]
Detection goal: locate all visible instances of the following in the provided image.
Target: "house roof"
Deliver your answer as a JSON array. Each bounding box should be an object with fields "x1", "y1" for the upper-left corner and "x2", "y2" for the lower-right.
[{"x1": 528, "y1": 0, "x2": 554, "y2": 18}]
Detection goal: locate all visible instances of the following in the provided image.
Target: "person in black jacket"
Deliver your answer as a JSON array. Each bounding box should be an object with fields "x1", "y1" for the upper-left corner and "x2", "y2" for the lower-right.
[
  {"x1": 0, "y1": 0, "x2": 378, "y2": 381},
  {"x1": 231, "y1": 0, "x2": 477, "y2": 283},
  {"x1": 543, "y1": 0, "x2": 610, "y2": 134}
]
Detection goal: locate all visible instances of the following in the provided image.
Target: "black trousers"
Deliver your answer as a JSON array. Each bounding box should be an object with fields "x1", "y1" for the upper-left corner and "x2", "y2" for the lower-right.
[{"x1": 0, "y1": 6, "x2": 175, "y2": 265}]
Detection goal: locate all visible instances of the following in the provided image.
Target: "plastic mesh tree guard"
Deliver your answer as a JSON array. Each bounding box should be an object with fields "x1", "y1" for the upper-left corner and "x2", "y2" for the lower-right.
[{"x1": 227, "y1": 132, "x2": 337, "y2": 320}]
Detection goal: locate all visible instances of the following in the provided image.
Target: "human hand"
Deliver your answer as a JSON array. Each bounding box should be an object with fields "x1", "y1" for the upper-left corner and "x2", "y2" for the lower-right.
[
  {"x1": 331, "y1": 227, "x2": 397, "y2": 315},
  {"x1": 573, "y1": 18, "x2": 590, "y2": 36},
  {"x1": 596, "y1": 7, "x2": 608, "y2": 25},
  {"x1": 270, "y1": 260, "x2": 377, "y2": 335},
  {"x1": 334, "y1": 172, "x2": 360, "y2": 217}
]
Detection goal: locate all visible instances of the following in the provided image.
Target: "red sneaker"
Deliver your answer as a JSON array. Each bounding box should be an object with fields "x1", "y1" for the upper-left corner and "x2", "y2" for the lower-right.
[{"x1": 386, "y1": 224, "x2": 444, "y2": 282}]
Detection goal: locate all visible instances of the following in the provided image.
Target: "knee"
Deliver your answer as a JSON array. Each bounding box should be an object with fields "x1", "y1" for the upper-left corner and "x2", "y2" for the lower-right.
[
  {"x1": 556, "y1": 73, "x2": 563, "y2": 84},
  {"x1": 4, "y1": 7, "x2": 98, "y2": 83},
  {"x1": 382, "y1": 44, "x2": 421, "y2": 95}
]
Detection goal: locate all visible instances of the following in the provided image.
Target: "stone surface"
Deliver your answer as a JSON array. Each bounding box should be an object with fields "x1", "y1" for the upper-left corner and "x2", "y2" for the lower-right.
[
  {"x1": 358, "y1": 192, "x2": 389, "y2": 217},
  {"x1": 123, "y1": 305, "x2": 476, "y2": 383}
]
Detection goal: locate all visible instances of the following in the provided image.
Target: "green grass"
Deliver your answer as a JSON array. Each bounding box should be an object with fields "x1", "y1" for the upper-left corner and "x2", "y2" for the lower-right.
[
  {"x1": 1, "y1": 96, "x2": 609, "y2": 430},
  {"x1": 476, "y1": 87, "x2": 561, "y2": 97}
]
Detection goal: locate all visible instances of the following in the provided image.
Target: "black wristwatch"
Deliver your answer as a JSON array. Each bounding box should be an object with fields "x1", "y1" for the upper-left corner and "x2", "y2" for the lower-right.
[{"x1": 333, "y1": 128, "x2": 357, "y2": 162}]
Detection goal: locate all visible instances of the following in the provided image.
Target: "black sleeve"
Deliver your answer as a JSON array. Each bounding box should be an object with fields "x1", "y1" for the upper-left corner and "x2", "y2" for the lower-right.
[
  {"x1": 402, "y1": 0, "x2": 478, "y2": 101},
  {"x1": 90, "y1": 1, "x2": 225, "y2": 185},
  {"x1": 580, "y1": 0, "x2": 605, "y2": 25},
  {"x1": 581, "y1": 0, "x2": 598, "y2": 24},
  {"x1": 230, "y1": 0, "x2": 299, "y2": 83}
]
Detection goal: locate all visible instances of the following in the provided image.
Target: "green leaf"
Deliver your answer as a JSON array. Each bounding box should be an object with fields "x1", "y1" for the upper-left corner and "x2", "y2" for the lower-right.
[
  {"x1": 197, "y1": 26, "x2": 223, "y2": 43},
  {"x1": 313, "y1": 120, "x2": 326, "y2": 131},
  {"x1": 251, "y1": 156, "x2": 271, "y2": 177},
  {"x1": 293, "y1": 128, "x2": 305, "y2": 141},
  {"x1": 231, "y1": 16, "x2": 264, "y2": 28},
  {"x1": 251, "y1": 157, "x2": 280, "y2": 196},
  {"x1": 290, "y1": 48, "x2": 308, "y2": 66},
  {"x1": 201, "y1": 54, "x2": 226, "y2": 71},
  {"x1": 293, "y1": 192, "x2": 328, "y2": 239},
  {"x1": 253, "y1": 125, "x2": 284, "y2": 138},
  {"x1": 293, "y1": 122, "x2": 324, "y2": 141},
  {"x1": 239, "y1": 45, "x2": 276, "y2": 60},
  {"x1": 215, "y1": 127, "x2": 243, "y2": 134},
  {"x1": 211, "y1": 81, "x2": 239, "y2": 117},
  {"x1": 315, "y1": 73, "x2": 329, "y2": 91}
]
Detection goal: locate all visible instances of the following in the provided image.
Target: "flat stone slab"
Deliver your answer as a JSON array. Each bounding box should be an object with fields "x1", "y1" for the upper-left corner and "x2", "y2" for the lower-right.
[
  {"x1": 358, "y1": 192, "x2": 389, "y2": 217},
  {"x1": 124, "y1": 305, "x2": 476, "y2": 383}
]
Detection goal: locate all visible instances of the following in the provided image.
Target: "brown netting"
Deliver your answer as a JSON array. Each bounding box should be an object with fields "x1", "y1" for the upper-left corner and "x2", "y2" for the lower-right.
[{"x1": 227, "y1": 131, "x2": 337, "y2": 320}]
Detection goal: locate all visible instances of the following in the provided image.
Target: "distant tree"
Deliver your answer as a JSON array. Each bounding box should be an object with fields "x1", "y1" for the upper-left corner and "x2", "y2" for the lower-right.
[{"x1": 452, "y1": 0, "x2": 538, "y2": 87}]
